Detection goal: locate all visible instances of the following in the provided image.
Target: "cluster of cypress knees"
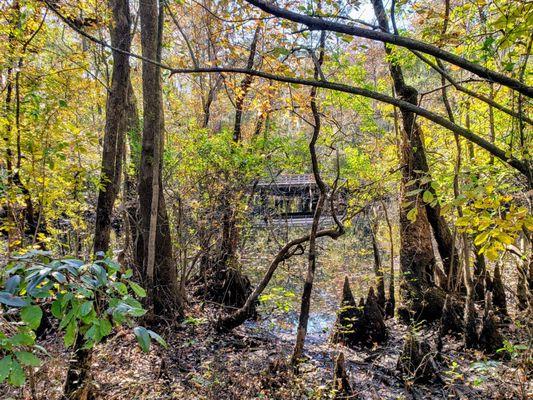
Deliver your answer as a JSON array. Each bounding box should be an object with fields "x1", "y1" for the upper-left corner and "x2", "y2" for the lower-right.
[{"x1": 330, "y1": 270, "x2": 511, "y2": 396}]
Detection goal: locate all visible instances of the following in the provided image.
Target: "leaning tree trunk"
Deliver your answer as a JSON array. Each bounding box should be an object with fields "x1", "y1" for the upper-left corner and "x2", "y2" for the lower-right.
[
  {"x1": 291, "y1": 31, "x2": 326, "y2": 366},
  {"x1": 138, "y1": 0, "x2": 182, "y2": 317}
]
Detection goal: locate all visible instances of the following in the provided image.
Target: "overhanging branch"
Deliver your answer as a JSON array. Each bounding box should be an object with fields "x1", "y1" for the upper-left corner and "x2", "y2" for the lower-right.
[
  {"x1": 43, "y1": 0, "x2": 531, "y2": 179},
  {"x1": 243, "y1": 0, "x2": 533, "y2": 98},
  {"x1": 170, "y1": 66, "x2": 531, "y2": 178}
]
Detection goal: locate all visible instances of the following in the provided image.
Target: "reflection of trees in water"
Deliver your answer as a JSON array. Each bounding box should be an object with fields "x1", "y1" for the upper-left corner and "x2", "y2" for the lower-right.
[{"x1": 242, "y1": 227, "x2": 383, "y2": 321}]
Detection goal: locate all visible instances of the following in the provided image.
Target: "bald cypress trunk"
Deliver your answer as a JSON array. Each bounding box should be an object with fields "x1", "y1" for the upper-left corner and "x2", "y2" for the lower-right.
[
  {"x1": 370, "y1": 0, "x2": 459, "y2": 292},
  {"x1": 371, "y1": 0, "x2": 446, "y2": 320}
]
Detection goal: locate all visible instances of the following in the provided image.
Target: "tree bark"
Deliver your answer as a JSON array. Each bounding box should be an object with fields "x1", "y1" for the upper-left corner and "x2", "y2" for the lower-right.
[
  {"x1": 371, "y1": 0, "x2": 445, "y2": 321},
  {"x1": 382, "y1": 201, "x2": 395, "y2": 318},
  {"x1": 138, "y1": 0, "x2": 182, "y2": 317},
  {"x1": 65, "y1": 2, "x2": 133, "y2": 398},
  {"x1": 93, "y1": 0, "x2": 133, "y2": 254},
  {"x1": 371, "y1": 0, "x2": 459, "y2": 287},
  {"x1": 368, "y1": 209, "x2": 386, "y2": 309},
  {"x1": 291, "y1": 31, "x2": 326, "y2": 366}
]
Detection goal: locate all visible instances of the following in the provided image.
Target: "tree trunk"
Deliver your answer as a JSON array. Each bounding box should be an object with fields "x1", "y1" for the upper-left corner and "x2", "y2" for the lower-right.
[
  {"x1": 368, "y1": 211, "x2": 386, "y2": 309},
  {"x1": 198, "y1": 27, "x2": 260, "y2": 308},
  {"x1": 138, "y1": 0, "x2": 182, "y2": 317},
  {"x1": 371, "y1": 0, "x2": 459, "y2": 288},
  {"x1": 93, "y1": 0, "x2": 133, "y2": 254},
  {"x1": 65, "y1": 1, "x2": 132, "y2": 398},
  {"x1": 382, "y1": 201, "x2": 395, "y2": 318},
  {"x1": 371, "y1": 0, "x2": 449, "y2": 321},
  {"x1": 291, "y1": 31, "x2": 326, "y2": 366},
  {"x1": 63, "y1": 335, "x2": 92, "y2": 399},
  {"x1": 123, "y1": 81, "x2": 142, "y2": 267}
]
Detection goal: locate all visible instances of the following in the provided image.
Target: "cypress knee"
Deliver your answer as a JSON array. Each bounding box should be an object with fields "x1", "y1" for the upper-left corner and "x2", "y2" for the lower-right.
[
  {"x1": 479, "y1": 292, "x2": 504, "y2": 356},
  {"x1": 397, "y1": 332, "x2": 437, "y2": 383},
  {"x1": 492, "y1": 264, "x2": 507, "y2": 316},
  {"x1": 331, "y1": 277, "x2": 362, "y2": 347},
  {"x1": 332, "y1": 352, "x2": 353, "y2": 398},
  {"x1": 463, "y1": 296, "x2": 478, "y2": 349},
  {"x1": 362, "y1": 287, "x2": 388, "y2": 346},
  {"x1": 439, "y1": 294, "x2": 463, "y2": 338}
]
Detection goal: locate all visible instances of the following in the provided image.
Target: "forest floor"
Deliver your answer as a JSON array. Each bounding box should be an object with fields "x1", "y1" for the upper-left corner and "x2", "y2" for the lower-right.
[{"x1": 2, "y1": 299, "x2": 531, "y2": 400}]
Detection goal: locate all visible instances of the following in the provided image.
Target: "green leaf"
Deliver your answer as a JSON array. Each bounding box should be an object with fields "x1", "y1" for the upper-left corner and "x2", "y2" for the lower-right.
[
  {"x1": 128, "y1": 307, "x2": 147, "y2": 317},
  {"x1": 8, "y1": 360, "x2": 25, "y2": 387},
  {"x1": 129, "y1": 282, "x2": 147, "y2": 298},
  {"x1": 103, "y1": 258, "x2": 121, "y2": 272},
  {"x1": 123, "y1": 297, "x2": 143, "y2": 309},
  {"x1": 0, "y1": 356, "x2": 13, "y2": 383},
  {"x1": 99, "y1": 318, "x2": 112, "y2": 338},
  {"x1": 495, "y1": 232, "x2": 514, "y2": 245},
  {"x1": 406, "y1": 207, "x2": 418, "y2": 222},
  {"x1": 474, "y1": 231, "x2": 490, "y2": 246},
  {"x1": 0, "y1": 291, "x2": 28, "y2": 307},
  {"x1": 147, "y1": 330, "x2": 168, "y2": 348},
  {"x1": 89, "y1": 263, "x2": 107, "y2": 286},
  {"x1": 14, "y1": 351, "x2": 41, "y2": 367},
  {"x1": 10, "y1": 332, "x2": 35, "y2": 346},
  {"x1": 5, "y1": 275, "x2": 21, "y2": 294},
  {"x1": 80, "y1": 301, "x2": 93, "y2": 317},
  {"x1": 133, "y1": 326, "x2": 151, "y2": 353},
  {"x1": 51, "y1": 271, "x2": 66, "y2": 283},
  {"x1": 113, "y1": 282, "x2": 128, "y2": 295},
  {"x1": 51, "y1": 299, "x2": 62, "y2": 318},
  {"x1": 64, "y1": 320, "x2": 78, "y2": 347},
  {"x1": 422, "y1": 190, "x2": 434, "y2": 203},
  {"x1": 84, "y1": 324, "x2": 97, "y2": 341},
  {"x1": 405, "y1": 188, "x2": 423, "y2": 197},
  {"x1": 21, "y1": 305, "x2": 43, "y2": 330},
  {"x1": 59, "y1": 303, "x2": 79, "y2": 329}
]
